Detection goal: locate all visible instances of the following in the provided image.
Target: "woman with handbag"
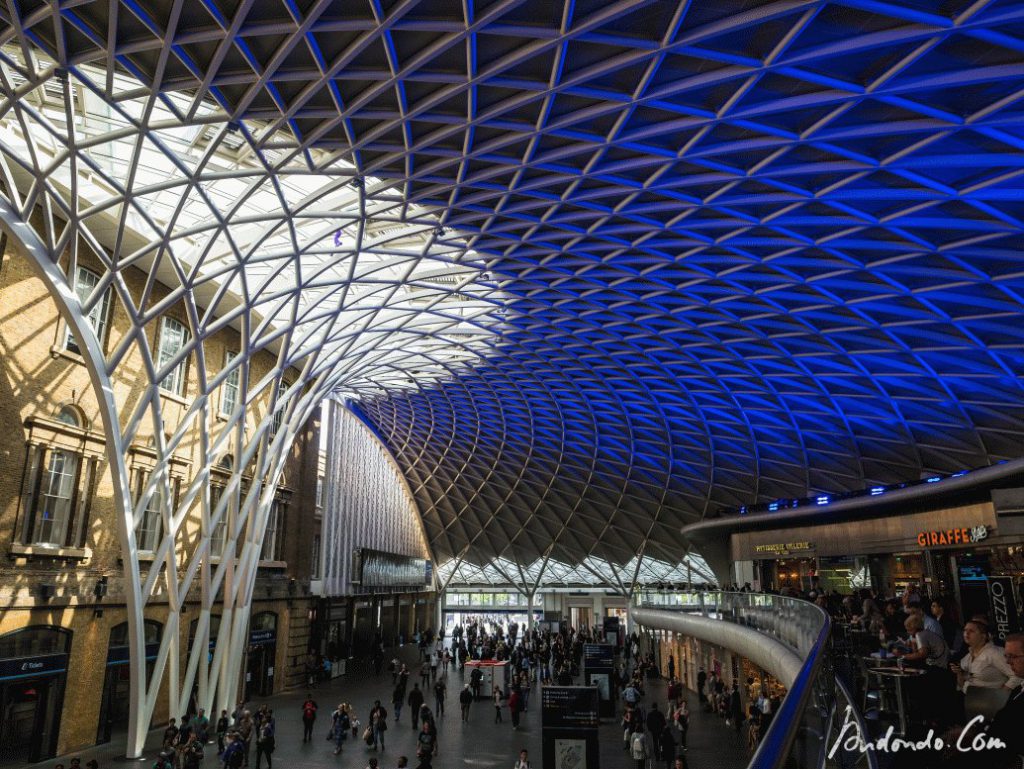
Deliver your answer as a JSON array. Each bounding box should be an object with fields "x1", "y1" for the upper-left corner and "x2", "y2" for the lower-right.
[{"x1": 329, "y1": 704, "x2": 349, "y2": 755}]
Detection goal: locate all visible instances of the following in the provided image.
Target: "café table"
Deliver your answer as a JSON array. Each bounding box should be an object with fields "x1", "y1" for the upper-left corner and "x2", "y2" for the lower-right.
[{"x1": 870, "y1": 667, "x2": 925, "y2": 735}]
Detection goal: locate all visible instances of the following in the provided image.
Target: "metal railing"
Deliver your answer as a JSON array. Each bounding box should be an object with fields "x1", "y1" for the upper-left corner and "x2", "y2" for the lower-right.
[{"x1": 634, "y1": 591, "x2": 877, "y2": 769}]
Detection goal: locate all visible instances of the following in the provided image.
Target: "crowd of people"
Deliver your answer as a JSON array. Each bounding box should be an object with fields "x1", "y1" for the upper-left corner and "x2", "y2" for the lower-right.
[{"x1": 50, "y1": 579, "x2": 1024, "y2": 769}]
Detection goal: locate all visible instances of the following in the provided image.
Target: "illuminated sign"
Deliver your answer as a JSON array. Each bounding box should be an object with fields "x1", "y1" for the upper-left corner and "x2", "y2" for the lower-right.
[
  {"x1": 753, "y1": 542, "x2": 814, "y2": 555},
  {"x1": 916, "y1": 525, "x2": 988, "y2": 548}
]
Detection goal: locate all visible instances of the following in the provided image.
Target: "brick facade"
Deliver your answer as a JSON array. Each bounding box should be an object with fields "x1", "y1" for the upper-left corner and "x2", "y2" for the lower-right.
[{"x1": 0, "y1": 234, "x2": 320, "y2": 759}]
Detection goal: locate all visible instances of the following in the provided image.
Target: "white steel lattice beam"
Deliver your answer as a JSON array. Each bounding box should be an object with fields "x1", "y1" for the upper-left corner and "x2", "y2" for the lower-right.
[{"x1": 0, "y1": 39, "x2": 500, "y2": 759}]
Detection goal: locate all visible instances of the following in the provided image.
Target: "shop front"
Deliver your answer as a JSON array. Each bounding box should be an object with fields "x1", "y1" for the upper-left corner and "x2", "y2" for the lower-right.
[
  {"x1": 245, "y1": 612, "x2": 278, "y2": 700},
  {"x1": 97, "y1": 620, "x2": 162, "y2": 744},
  {"x1": 731, "y1": 500, "x2": 999, "y2": 600},
  {"x1": 0, "y1": 626, "x2": 70, "y2": 763}
]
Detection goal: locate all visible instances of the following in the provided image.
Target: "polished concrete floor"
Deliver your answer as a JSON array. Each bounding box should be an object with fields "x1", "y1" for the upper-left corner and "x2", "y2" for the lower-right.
[{"x1": 45, "y1": 647, "x2": 752, "y2": 769}]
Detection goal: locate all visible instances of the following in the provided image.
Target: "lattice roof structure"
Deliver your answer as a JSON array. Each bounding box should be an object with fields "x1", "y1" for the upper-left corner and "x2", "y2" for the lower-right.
[
  {"x1": 6, "y1": 0, "x2": 1024, "y2": 567},
  {"x1": 3, "y1": 3, "x2": 1024, "y2": 752}
]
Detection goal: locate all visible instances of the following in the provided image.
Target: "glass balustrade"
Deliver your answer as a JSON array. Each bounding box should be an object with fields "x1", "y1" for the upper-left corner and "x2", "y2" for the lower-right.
[{"x1": 634, "y1": 591, "x2": 877, "y2": 769}]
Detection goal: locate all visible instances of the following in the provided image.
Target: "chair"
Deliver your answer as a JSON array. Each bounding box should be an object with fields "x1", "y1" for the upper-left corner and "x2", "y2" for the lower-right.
[{"x1": 964, "y1": 686, "x2": 1011, "y2": 721}]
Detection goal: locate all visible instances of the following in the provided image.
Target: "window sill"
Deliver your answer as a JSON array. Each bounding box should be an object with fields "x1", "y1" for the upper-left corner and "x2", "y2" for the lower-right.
[
  {"x1": 137, "y1": 551, "x2": 158, "y2": 562},
  {"x1": 158, "y1": 390, "x2": 190, "y2": 407},
  {"x1": 9, "y1": 543, "x2": 91, "y2": 560},
  {"x1": 258, "y1": 560, "x2": 288, "y2": 569},
  {"x1": 50, "y1": 345, "x2": 86, "y2": 365}
]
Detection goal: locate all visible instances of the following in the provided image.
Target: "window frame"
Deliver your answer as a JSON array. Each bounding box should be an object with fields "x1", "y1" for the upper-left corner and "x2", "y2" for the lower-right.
[
  {"x1": 18, "y1": 414, "x2": 101, "y2": 551},
  {"x1": 220, "y1": 349, "x2": 240, "y2": 417},
  {"x1": 156, "y1": 316, "x2": 190, "y2": 396},
  {"x1": 65, "y1": 265, "x2": 112, "y2": 355}
]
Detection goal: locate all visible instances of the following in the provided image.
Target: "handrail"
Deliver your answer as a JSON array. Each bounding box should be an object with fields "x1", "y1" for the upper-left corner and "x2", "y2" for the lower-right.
[{"x1": 633, "y1": 591, "x2": 878, "y2": 769}]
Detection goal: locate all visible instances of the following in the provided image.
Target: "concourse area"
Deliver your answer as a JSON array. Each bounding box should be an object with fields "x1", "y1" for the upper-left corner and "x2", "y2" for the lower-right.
[{"x1": 1, "y1": 1, "x2": 1024, "y2": 769}]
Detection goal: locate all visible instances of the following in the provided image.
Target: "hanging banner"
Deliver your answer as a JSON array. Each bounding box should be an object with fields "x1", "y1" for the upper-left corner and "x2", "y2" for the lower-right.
[{"x1": 987, "y1": 576, "x2": 1021, "y2": 642}]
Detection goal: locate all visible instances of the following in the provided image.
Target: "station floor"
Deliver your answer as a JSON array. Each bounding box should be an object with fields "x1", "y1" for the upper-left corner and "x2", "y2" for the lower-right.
[{"x1": 45, "y1": 649, "x2": 752, "y2": 769}]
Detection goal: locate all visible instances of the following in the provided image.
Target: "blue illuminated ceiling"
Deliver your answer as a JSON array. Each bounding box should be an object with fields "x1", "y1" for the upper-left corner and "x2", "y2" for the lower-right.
[{"x1": 10, "y1": 0, "x2": 1024, "y2": 568}]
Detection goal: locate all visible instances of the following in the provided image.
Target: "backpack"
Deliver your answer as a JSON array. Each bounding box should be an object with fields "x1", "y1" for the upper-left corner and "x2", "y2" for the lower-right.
[{"x1": 630, "y1": 732, "x2": 647, "y2": 759}]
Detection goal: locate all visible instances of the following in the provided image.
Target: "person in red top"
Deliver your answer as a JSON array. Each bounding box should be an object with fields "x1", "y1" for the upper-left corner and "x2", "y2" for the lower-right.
[
  {"x1": 508, "y1": 688, "x2": 521, "y2": 730},
  {"x1": 301, "y1": 694, "x2": 317, "y2": 743}
]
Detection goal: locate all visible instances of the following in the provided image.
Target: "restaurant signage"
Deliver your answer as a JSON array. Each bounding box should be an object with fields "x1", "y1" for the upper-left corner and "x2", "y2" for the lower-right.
[
  {"x1": 916, "y1": 525, "x2": 988, "y2": 548},
  {"x1": 752, "y1": 541, "x2": 813, "y2": 555},
  {"x1": 987, "y1": 576, "x2": 1020, "y2": 642}
]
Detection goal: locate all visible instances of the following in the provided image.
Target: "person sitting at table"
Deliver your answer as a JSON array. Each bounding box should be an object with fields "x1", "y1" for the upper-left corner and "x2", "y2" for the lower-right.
[
  {"x1": 955, "y1": 633, "x2": 1024, "y2": 769},
  {"x1": 953, "y1": 619, "x2": 1021, "y2": 720},
  {"x1": 931, "y1": 598, "x2": 962, "y2": 653},
  {"x1": 883, "y1": 600, "x2": 906, "y2": 640},
  {"x1": 900, "y1": 614, "x2": 950, "y2": 669}
]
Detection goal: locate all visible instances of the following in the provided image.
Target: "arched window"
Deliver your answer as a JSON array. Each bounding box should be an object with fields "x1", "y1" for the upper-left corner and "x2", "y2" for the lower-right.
[
  {"x1": 0, "y1": 626, "x2": 71, "y2": 659},
  {"x1": 54, "y1": 406, "x2": 82, "y2": 427},
  {"x1": 108, "y1": 620, "x2": 162, "y2": 649}
]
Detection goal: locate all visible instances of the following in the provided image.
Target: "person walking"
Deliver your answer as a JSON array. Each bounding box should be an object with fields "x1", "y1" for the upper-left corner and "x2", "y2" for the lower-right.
[
  {"x1": 493, "y1": 686, "x2": 503, "y2": 723},
  {"x1": 182, "y1": 733, "x2": 204, "y2": 769},
  {"x1": 508, "y1": 688, "x2": 521, "y2": 730},
  {"x1": 216, "y1": 710, "x2": 230, "y2": 753},
  {"x1": 236, "y1": 711, "x2": 253, "y2": 768},
  {"x1": 673, "y1": 700, "x2": 689, "y2": 751},
  {"x1": 162, "y1": 718, "x2": 179, "y2": 751},
  {"x1": 433, "y1": 677, "x2": 446, "y2": 717},
  {"x1": 254, "y1": 714, "x2": 275, "y2": 769},
  {"x1": 392, "y1": 684, "x2": 405, "y2": 725},
  {"x1": 659, "y1": 726, "x2": 676, "y2": 769},
  {"x1": 369, "y1": 700, "x2": 389, "y2": 751},
  {"x1": 430, "y1": 650, "x2": 439, "y2": 683},
  {"x1": 221, "y1": 733, "x2": 244, "y2": 769},
  {"x1": 729, "y1": 684, "x2": 744, "y2": 733},
  {"x1": 646, "y1": 701, "x2": 666, "y2": 757},
  {"x1": 331, "y1": 704, "x2": 349, "y2": 755},
  {"x1": 630, "y1": 728, "x2": 650, "y2": 769},
  {"x1": 459, "y1": 685, "x2": 472, "y2": 722},
  {"x1": 415, "y1": 721, "x2": 437, "y2": 761},
  {"x1": 442, "y1": 650, "x2": 451, "y2": 674},
  {"x1": 301, "y1": 694, "x2": 318, "y2": 743},
  {"x1": 408, "y1": 685, "x2": 425, "y2": 728},
  {"x1": 192, "y1": 709, "x2": 210, "y2": 743}
]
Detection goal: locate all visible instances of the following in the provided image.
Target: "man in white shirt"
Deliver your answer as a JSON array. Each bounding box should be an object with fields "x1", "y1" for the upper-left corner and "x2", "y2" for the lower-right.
[{"x1": 513, "y1": 748, "x2": 531, "y2": 769}]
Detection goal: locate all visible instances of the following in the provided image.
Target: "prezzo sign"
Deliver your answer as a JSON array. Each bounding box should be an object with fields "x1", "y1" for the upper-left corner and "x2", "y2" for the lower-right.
[
  {"x1": 916, "y1": 525, "x2": 988, "y2": 547},
  {"x1": 987, "y1": 576, "x2": 1020, "y2": 642}
]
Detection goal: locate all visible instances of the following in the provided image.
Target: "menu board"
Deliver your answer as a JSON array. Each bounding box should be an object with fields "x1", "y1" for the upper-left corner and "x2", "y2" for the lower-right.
[
  {"x1": 582, "y1": 643, "x2": 615, "y2": 669},
  {"x1": 542, "y1": 686, "x2": 600, "y2": 729}
]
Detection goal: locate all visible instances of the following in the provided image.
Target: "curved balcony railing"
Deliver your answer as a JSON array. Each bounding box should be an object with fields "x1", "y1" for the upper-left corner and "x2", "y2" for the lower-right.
[{"x1": 633, "y1": 591, "x2": 877, "y2": 769}]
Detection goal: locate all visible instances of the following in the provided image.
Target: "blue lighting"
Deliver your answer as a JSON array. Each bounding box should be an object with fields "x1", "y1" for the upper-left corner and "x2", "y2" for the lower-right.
[
  {"x1": 768, "y1": 502, "x2": 779, "y2": 512},
  {"x1": 870, "y1": 487, "x2": 885, "y2": 496},
  {"x1": 926, "y1": 476, "x2": 941, "y2": 483},
  {"x1": 816, "y1": 496, "x2": 829, "y2": 506}
]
